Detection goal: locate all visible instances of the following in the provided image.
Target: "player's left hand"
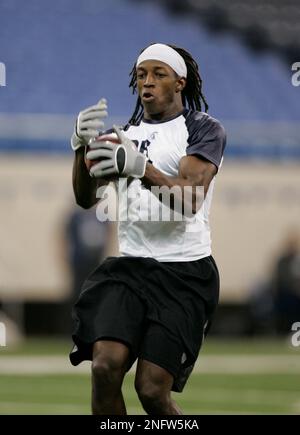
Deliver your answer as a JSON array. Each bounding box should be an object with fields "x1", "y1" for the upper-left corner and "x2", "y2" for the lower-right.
[{"x1": 86, "y1": 125, "x2": 147, "y2": 179}]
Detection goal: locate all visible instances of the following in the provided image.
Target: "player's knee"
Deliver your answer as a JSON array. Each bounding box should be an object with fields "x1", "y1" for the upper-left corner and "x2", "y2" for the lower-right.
[
  {"x1": 92, "y1": 356, "x2": 125, "y2": 387},
  {"x1": 135, "y1": 381, "x2": 169, "y2": 411}
]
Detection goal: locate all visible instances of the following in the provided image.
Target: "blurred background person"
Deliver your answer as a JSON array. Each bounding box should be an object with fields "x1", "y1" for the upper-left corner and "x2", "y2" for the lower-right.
[
  {"x1": 272, "y1": 229, "x2": 300, "y2": 334},
  {"x1": 247, "y1": 229, "x2": 300, "y2": 336},
  {"x1": 60, "y1": 204, "x2": 114, "y2": 334},
  {"x1": 64, "y1": 205, "x2": 111, "y2": 303}
]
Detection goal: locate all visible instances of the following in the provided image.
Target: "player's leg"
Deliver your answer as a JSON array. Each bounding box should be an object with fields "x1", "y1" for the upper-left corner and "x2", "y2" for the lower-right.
[
  {"x1": 92, "y1": 339, "x2": 131, "y2": 415},
  {"x1": 135, "y1": 359, "x2": 182, "y2": 415},
  {"x1": 70, "y1": 258, "x2": 148, "y2": 414}
]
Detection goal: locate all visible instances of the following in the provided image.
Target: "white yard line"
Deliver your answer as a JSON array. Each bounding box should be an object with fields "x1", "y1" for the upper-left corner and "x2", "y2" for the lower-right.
[
  {"x1": 0, "y1": 356, "x2": 91, "y2": 374},
  {"x1": 193, "y1": 355, "x2": 300, "y2": 374},
  {"x1": 292, "y1": 401, "x2": 300, "y2": 413},
  {"x1": 0, "y1": 402, "x2": 85, "y2": 413},
  {"x1": 0, "y1": 355, "x2": 299, "y2": 375}
]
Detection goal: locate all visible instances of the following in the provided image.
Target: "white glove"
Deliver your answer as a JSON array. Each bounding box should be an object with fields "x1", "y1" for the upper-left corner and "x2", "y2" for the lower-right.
[
  {"x1": 70, "y1": 98, "x2": 108, "y2": 151},
  {"x1": 86, "y1": 125, "x2": 147, "y2": 178}
]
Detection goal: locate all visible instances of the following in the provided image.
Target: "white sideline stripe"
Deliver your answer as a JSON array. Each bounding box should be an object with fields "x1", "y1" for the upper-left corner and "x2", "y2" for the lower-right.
[
  {"x1": 0, "y1": 355, "x2": 299, "y2": 374},
  {"x1": 0, "y1": 402, "x2": 85, "y2": 412},
  {"x1": 0, "y1": 357, "x2": 91, "y2": 374},
  {"x1": 292, "y1": 401, "x2": 300, "y2": 413},
  {"x1": 0, "y1": 402, "x2": 145, "y2": 415},
  {"x1": 194, "y1": 355, "x2": 300, "y2": 374}
]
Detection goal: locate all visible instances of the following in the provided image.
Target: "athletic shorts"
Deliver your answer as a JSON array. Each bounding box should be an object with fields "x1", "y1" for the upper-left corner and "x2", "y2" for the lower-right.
[{"x1": 69, "y1": 255, "x2": 219, "y2": 392}]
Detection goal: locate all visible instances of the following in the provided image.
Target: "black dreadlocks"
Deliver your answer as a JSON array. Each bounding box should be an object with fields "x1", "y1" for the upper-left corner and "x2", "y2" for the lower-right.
[{"x1": 128, "y1": 43, "x2": 209, "y2": 125}]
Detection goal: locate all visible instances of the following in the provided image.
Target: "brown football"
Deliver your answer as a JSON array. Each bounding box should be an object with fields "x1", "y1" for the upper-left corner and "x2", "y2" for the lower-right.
[{"x1": 84, "y1": 133, "x2": 121, "y2": 172}]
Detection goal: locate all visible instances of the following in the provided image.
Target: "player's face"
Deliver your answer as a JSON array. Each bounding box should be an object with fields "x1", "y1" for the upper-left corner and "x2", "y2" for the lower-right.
[{"x1": 136, "y1": 60, "x2": 185, "y2": 120}]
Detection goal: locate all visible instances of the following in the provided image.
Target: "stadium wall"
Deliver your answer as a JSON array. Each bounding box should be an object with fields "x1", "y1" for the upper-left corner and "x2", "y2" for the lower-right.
[{"x1": 0, "y1": 156, "x2": 299, "y2": 303}]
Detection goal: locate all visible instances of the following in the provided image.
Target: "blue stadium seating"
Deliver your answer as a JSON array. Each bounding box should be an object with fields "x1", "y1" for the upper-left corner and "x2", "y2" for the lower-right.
[
  {"x1": 0, "y1": 0, "x2": 299, "y2": 119},
  {"x1": 0, "y1": 0, "x2": 299, "y2": 157}
]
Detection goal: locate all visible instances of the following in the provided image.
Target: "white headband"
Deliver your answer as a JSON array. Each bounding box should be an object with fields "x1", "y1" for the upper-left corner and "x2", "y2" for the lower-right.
[{"x1": 136, "y1": 43, "x2": 187, "y2": 78}]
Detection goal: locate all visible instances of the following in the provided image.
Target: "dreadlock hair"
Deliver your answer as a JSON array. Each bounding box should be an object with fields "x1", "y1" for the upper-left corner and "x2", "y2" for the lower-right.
[{"x1": 128, "y1": 43, "x2": 209, "y2": 125}]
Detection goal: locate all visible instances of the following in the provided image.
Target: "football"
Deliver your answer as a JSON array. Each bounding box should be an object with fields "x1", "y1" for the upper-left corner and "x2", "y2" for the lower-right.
[{"x1": 84, "y1": 133, "x2": 121, "y2": 172}]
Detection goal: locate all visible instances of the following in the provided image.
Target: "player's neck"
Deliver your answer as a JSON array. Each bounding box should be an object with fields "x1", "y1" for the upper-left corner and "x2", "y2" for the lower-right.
[{"x1": 143, "y1": 101, "x2": 184, "y2": 122}]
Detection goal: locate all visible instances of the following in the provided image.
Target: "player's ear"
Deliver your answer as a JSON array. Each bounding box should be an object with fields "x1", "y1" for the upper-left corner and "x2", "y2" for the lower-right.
[{"x1": 175, "y1": 77, "x2": 186, "y2": 93}]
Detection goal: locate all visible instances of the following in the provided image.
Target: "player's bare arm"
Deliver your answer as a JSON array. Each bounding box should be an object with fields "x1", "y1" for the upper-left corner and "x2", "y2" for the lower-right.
[
  {"x1": 70, "y1": 98, "x2": 109, "y2": 208},
  {"x1": 72, "y1": 148, "x2": 108, "y2": 209},
  {"x1": 142, "y1": 156, "x2": 217, "y2": 214}
]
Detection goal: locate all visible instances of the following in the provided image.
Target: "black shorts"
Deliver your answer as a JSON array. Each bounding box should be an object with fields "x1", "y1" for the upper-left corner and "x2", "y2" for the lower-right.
[{"x1": 69, "y1": 255, "x2": 219, "y2": 392}]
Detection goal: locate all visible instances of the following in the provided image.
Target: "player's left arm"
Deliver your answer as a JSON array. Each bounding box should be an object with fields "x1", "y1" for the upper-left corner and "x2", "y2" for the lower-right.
[
  {"x1": 141, "y1": 157, "x2": 217, "y2": 214},
  {"x1": 141, "y1": 114, "x2": 226, "y2": 215}
]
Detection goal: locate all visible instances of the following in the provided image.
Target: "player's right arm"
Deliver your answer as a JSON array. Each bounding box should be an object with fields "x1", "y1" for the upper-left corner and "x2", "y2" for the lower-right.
[
  {"x1": 71, "y1": 99, "x2": 109, "y2": 209},
  {"x1": 72, "y1": 148, "x2": 108, "y2": 209}
]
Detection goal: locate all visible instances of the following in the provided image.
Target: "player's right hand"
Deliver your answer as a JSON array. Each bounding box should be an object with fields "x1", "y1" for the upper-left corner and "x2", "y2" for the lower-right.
[{"x1": 71, "y1": 98, "x2": 108, "y2": 151}]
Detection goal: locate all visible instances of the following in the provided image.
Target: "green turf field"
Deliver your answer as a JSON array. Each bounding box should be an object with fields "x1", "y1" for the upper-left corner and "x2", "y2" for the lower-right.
[{"x1": 0, "y1": 338, "x2": 299, "y2": 414}]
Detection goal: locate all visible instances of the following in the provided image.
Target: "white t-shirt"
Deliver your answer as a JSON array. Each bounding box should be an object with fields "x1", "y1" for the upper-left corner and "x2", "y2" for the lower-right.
[{"x1": 115, "y1": 109, "x2": 226, "y2": 262}]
